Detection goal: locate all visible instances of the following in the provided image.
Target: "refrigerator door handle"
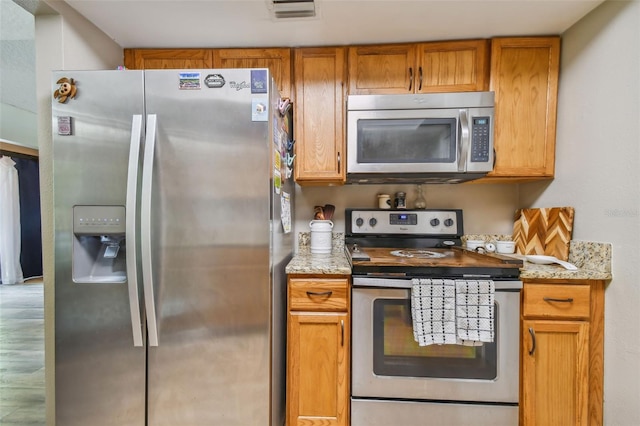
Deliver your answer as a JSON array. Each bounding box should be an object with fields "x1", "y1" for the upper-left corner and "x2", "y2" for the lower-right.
[
  {"x1": 141, "y1": 114, "x2": 159, "y2": 346},
  {"x1": 125, "y1": 115, "x2": 144, "y2": 347}
]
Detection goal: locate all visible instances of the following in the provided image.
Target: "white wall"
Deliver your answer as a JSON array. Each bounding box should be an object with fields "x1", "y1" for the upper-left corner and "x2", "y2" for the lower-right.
[
  {"x1": 520, "y1": 1, "x2": 640, "y2": 423},
  {"x1": 35, "y1": 2, "x2": 123, "y2": 423}
]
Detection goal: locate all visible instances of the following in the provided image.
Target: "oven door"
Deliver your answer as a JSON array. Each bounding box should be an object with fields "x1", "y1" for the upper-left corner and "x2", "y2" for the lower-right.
[{"x1": 351, "y1": 281, "x2": 520, "y2": 403}]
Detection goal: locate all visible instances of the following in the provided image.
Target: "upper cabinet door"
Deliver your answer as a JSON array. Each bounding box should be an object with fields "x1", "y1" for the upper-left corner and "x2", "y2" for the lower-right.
[
  {"x1": 486, "y1": 37, "x2": 560, "y2": 180},
  {"x1": 293, "y1": 47, "x2": 347, "y2": 185},
  {"x1": 211, "y1": 48, "x2": 292, "y2": 99},
  {"x1": 123, "y1": 49, "x2": 213, "y2": 69},
  {"x1": 347, "y1": 40, "x2": 489, "y2": 95},
  {"x1": 416, "y1": 39, "x2": 490, "y2": 93},
  {"x1": 348, "y1": 44, "x2": 417, "y2": 94}
]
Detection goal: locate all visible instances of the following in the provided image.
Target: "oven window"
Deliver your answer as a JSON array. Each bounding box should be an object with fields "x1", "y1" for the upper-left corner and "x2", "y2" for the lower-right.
[
  {"x1": 357, "y1": 118, "x2": 457, "y2": 164},
  {"x1": 373, "y1": 299, "x2": 497, "y2": 379}
]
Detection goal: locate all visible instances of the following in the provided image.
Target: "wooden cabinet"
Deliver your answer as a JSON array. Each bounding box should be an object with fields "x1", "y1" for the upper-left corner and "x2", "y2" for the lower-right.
[
  {"x1": 483, "y1": 37, "x2": 560, "y2": 181},
  {"x1": 521, "y1": 280, "x2": 605, "y2": 426},
  {"x1": 123, "y1": 48, "x2": 292, "y2": 98},
  {"x1": 210, "y1": 48, "x2": 291, "y2": 99},
  {"x1": 124, "y1": 49, "x2": 213, "y2": 69},
  {"x1": 293, "y1": 47, "x2": 347, "y2": 185},
  {"x1": 286, "y1": 276, "x2": 350, "y2": 426},
  {"x1": 348, "y1": 39, "x2": 490, "y2": 94}
]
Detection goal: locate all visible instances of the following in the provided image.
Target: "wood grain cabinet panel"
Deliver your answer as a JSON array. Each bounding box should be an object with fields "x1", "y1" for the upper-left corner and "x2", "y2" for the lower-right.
[
  {"x1": 484, "y1": 37, "x2": 560, "y2": 181},
  {"x1": 521, "y1": 280, "x2": 605, "y2": 426},
  {"x1": 348, "y1": 39, "x2": 489, "y2": 94},
  {"x1": 522, "y1": 320, "x2": 589, "y2": 426},
  {"x1": 287, "y1": 276, "x2": 350, "y2": 426},
  {"x1": 293, "y1": 47, "x2": 347, "y2": 185},
  {"x1": 123, "y1": 49, "x2": 213, "y2": 69},
  {"x1": 211, "y1": 48, "x2": 292, "y2": 99}
]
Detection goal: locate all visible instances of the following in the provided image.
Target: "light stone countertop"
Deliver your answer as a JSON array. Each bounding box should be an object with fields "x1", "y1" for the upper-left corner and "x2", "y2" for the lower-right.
[
  {"x1": 285, "y1": 233, "x2": 352, "y2": 275},
  {"x1": 285, "y1": 233, "x2": 612, "y2": 281}
]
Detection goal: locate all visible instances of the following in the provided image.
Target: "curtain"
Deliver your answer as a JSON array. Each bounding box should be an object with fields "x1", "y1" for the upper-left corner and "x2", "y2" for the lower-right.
[
  {"x1": 0, "y1": 156, "x2": 24, "y2": 284},
  {"x1": 14, "y1": 157, "x2": 43, "y2": 279}
]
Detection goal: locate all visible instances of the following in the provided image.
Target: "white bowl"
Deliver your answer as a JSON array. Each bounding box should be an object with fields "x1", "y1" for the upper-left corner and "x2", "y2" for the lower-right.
[
  {"x1": 466, "y1": 240, "x2": 485, "y2": 250},
  {"x1": 496, "y1": 241, "x2": 516, "y2": 254}
]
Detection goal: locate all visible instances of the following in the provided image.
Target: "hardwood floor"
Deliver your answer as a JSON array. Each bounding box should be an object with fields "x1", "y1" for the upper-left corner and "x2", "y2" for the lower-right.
[{"x1": 0, "y1": 280, "x2": 45, "y2": 425}]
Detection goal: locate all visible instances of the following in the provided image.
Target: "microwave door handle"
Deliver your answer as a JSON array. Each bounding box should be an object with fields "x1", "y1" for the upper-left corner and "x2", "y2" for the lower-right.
[{"x1": 458, "y1": 109, "x2": 470, "y2": 172}]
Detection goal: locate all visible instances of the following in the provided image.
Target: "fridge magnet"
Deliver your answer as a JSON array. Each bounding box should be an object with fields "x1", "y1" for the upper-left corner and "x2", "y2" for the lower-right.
[
  {"x1": 179, "y1": 72, "x2": 201, "y2": 90},
  {"x1": 274, "y1": 149, "x2": 281, "y2": 170},
  {"x1": 53, "y1": 77, "x2": 77, "y2": 103},
  {"x1": 273, "y1": 169, "x2": 281, "y2": 194},
  {"x1": 204, "y1": 74, "x2": 225, "y2": 88},
  {"x1": 57, "y1": 116, "x2": 72, "y2": 136},
  {"x1": 250, "y1": 70, "x2": 268, "y2": 94},
  {"x1": 252, "y1": 98, "x2": 268, "y2": 122},
  {"x1": 281, "y1": 191, "x2": 292, "y2": 234}
]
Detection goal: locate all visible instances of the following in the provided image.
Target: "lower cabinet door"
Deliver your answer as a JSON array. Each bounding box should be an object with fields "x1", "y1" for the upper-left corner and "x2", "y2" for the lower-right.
[
  {"x1": 521, "y1": 320, "x2": 589, "y2": 426},
  {"x1": 287, "y1": 312, "x2": 349, "y2": 426}
]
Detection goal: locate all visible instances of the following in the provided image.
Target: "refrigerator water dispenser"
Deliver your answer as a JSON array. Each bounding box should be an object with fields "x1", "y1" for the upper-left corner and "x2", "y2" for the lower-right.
[{"x1": 72, "y1": 205, "x2": 127, "y2": 283}]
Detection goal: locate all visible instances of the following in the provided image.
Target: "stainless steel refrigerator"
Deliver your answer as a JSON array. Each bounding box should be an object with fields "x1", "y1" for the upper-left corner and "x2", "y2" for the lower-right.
[{"x1": 52, "y1": 69, "x2": 294, "y2": 425}]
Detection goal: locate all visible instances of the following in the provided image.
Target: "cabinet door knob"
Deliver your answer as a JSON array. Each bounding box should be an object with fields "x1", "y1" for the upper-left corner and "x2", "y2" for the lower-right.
[
  {"x1": 408, "y1": 67, "x2": 413, "y2": 91},
  {"x1": 341, "y1": 319, "x2": 345, "y2": 347},
  {"x1": 528, "y1": 327, "x2": 536, "y2": 356},
  {"x1": 543, "y1": 297, "x2": 574, "y2": 303},
  {"x1": 306, "y1": 290, "x2": 332, "y2": 297},
  {"x1": 418, "y1": 66, "x2": 423, "y2": 91}
]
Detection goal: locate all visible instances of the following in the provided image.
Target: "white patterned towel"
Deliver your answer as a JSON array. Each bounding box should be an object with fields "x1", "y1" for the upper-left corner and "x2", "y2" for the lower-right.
[
  {"x1": 455, "y1": 279, "x2": 495, "y2": 343},
  {"x1": 411, "y1": 278, "x2": 457, "y2": 346}
]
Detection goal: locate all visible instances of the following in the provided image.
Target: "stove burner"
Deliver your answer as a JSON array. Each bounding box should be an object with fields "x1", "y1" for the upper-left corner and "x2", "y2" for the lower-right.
[{"x1": 390, "y1": 249, "x2": 447, "y2": 259}]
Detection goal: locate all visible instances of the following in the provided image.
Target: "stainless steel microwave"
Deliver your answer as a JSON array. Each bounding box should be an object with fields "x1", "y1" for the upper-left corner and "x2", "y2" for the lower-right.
[{"x1": 346, "y1": 91, "x2": 495, "y2": 184}]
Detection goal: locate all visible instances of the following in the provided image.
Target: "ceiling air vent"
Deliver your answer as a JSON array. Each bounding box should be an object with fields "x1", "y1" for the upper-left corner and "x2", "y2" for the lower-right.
[{"x1": 270, "y1": 0, "x2": 315, "y2": 19}]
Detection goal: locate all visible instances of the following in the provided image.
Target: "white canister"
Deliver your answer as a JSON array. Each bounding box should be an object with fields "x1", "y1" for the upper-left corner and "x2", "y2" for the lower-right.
[{"x1": 310, "y1": 220, "x2": 334, "y2": 254}]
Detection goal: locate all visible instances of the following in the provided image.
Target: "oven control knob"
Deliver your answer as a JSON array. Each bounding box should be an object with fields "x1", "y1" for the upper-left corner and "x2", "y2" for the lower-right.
[
  {"x1": 444, "y1": 218, "x2": 454, "y2": 227},
  {"x1": 430, "y1": 218, "x2": 440, "y2": 227},
  {"x1": 355, "y1": 217, "x2": 364, "y2": 227},
  {"x1": 369, "y1": 218, "x2": 377, "y2": 227}
]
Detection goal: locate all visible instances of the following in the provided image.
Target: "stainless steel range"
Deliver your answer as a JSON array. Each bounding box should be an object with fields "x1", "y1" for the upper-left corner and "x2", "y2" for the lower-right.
[{"x1": 345, "y1": 209, "x2": 523, "y2": 426}]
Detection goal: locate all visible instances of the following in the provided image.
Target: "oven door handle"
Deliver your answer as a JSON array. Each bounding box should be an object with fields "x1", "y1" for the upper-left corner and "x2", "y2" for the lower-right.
[{"x1": 352, "y1": 277, "x2": 523, "y2": 291}]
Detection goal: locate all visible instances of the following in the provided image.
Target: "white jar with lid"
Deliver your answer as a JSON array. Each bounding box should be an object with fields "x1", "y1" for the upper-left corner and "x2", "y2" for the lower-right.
[{"x1": 309, "y1": 220, "x2": 333, "y2": 254}]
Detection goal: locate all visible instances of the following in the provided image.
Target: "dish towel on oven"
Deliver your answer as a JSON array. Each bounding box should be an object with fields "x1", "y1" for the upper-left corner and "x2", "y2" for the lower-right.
[
  {"x1": 455, "y1": 279, "x2": 495, "y2": 343},
  {"x1": 411, "y1": 278, "x2": 457, "y2": 345},
  {"x1": 411, "y1": 278, "x2": 495, "y2": 346}
]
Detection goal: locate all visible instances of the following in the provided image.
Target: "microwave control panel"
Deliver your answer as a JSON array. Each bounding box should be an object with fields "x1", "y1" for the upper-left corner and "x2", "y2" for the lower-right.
[{"x1": 470, "y1": 117, "x2": 491, "y2": 162}]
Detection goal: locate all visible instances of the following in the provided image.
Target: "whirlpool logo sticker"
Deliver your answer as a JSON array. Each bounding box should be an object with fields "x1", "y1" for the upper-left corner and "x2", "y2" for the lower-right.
[{"x1": 229, "y1": 81, "x2": 251, "y2": 91}]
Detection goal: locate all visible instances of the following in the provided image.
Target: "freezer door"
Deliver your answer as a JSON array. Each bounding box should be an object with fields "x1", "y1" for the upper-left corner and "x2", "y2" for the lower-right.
[
  {"x1": 52, "y1": 70, "x2": 146, "y2": 426},
  {"x1": 142, "y1": 69, "x2": 278, "y2": 425}
]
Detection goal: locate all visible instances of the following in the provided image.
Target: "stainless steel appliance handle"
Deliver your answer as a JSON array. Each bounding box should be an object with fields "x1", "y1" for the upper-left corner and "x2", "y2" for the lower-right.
[
  {"x1": 125, "y1": 115, "x2": 144, "y2": 347},
  {"x1": 141, "y1": 114, "x2": 159, "y2": 346},
  {"x1": 458, "y1": 109, "x2": 470, "y2": 172},
  {"x1": 352, "y1": 276, "x2": 523, "y2": 291}
]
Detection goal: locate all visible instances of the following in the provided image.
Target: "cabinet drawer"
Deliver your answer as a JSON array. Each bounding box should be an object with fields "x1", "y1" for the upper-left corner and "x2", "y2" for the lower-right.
[
  {"x1": 523, "y1": 284, "x2": 590, "y2": 319},
  {"x1": 289, "y1": 278, "x2": 349, "y2": 312}
]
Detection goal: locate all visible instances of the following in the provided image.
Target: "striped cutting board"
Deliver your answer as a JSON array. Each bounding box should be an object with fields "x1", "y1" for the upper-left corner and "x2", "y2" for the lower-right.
[{"x1": 512, "y1": 207, "x2": 575, "y2": 261}]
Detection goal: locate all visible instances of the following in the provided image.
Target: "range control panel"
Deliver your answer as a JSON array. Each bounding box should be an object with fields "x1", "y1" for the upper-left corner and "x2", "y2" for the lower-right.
[{"x1": 346, "y1": 209, "x2": 463, "y2": 236}]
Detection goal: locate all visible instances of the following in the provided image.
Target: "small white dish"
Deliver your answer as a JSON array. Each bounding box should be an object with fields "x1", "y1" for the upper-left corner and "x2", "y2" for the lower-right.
[{"x1": 525, "y1": 255, "x2": 578, "y2": 270}]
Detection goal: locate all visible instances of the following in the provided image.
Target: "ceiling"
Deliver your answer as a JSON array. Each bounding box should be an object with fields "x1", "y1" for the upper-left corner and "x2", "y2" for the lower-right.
[{"x1": 57, "y1": 0, "x2": 606, "y2": 49}]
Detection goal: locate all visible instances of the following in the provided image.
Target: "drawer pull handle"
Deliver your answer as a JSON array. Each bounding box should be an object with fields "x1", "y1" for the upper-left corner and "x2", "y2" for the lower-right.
[
  {"x1": 306, "y1": 290, "x2": 333, "y2": 297},
  {"x1": 341, "y1": 320, "x2": 345, "y2": 347},
  {"x1": 528, "y1": 327, "x2": 536, "y2": 356},
  {"x1": 543, "y1": 297, "x2": 574, "y2": 303}
]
